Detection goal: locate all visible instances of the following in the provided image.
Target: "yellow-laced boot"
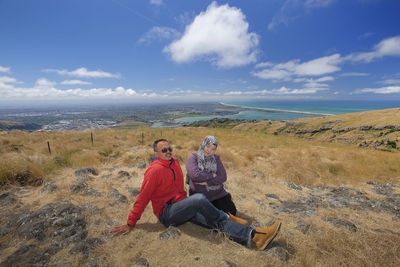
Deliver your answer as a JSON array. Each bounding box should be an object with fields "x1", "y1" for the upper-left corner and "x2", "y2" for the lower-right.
[{"x1": 252, "y1": 221, "x2": 281, "y2": 250}]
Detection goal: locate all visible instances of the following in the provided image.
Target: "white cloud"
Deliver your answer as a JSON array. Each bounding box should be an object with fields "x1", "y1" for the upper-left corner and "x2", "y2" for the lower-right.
[
  {"x1": 43, "y1": 67, "x2": 120, "y2": 78},
  {"x1": 305, "y1": 0, "x2": 334, "y2": 8},
  {"x1": 164, "y1": 1, "x2": 259, "y2": 68},
  {"x1": 265, "y1": 86, "x2": 328, "y2": 95},
  {"x1": 295, "y1": 54, "x2": 342, "y2": 76},
  {"x1": 268, "y1": 0, "x2": 335, "y2": 30},
  {"x1": 138, "y1": 27, "x2": 180, "y2": 44},
  {"x1": 0, "y1": 66, "x2": 10, "y2": 73},
  {"x1": 0, "y1": 77, "x2": 164, "y2": 100},
  {"x1": 356, "y1": 86, "x2": 400, "y2": 94},
  {"x1": 150, "y1": 0, "x2": 163, "y2": 6},
  {"x1": 255, "y1": 62, "x2": 273, "y2": 69},
  {"x1": 253, "y1": 54, "x2": 342, "y2": 81},
  {"x1": 35, "y1": 78, "x2": 56, "y2": 89},
  {"x1": 349, "y1": 35, "x2": 400, "y2": 62},
  {"x1": 340, "y1": 72, "x2": 369, "y2": 77},
  {"x1": 379, "y1": 79, "x2": 400, "y2": 85},
  {"x1": 0, "y1": 76, "x2": 18, "y2": 84},
  {"x1": 61, "y1": 80, "x2": 92, "y2": 85}
]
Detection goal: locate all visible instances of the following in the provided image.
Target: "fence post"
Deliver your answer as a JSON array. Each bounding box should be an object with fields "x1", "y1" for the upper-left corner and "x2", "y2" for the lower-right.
[
  {"x1": 91, "y1": 131, "x2": 94, "y2": 145},
  {"x1": 47, "y1": 141, "x2": 51, "y2": 155},
  {"x1": 141, "y1": 132, "x2": 144, "y2": 145}
]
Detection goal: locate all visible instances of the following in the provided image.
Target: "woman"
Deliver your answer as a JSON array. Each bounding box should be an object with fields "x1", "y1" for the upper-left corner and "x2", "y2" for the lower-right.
[{"x1": 186, "y1": 136, "x2": 237, "y2": 215}]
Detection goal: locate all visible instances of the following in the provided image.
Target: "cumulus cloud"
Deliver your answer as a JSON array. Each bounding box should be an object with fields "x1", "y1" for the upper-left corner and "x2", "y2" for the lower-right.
[
  {"x1": 138, "y1": 26, "x2": 180, "y2": 44},
  {"x1": 252, "y1": 54, "x2": 342, "y2": 81},
  {"x1": 349, "y1": 35, "x2": 400, "y2": 62},
  {"x1": 61, "y1": 80, "x2": 92, "y2": 85},
  {"x1": 43, "y1": 67, "x2": 120, "y2": 78},
  {"x1": 163, "y1": 1, "x2": 259, "y2": 68},
  {"x1": 356, "y1": 86, "x2": 400, "y2": 94},
  {"x1": 268, "y1": 0, "x2": 335, "y2": 30},
  {"x1": 0, "y1": 77, "x2": 162, "y2": 100},
  {"x1": 0, "y1": 66, "x2": 10, "y2": 73}
]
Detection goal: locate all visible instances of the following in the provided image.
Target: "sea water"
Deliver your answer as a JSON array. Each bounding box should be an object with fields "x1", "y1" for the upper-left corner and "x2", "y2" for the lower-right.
[{"x1": 175, "y1": 100, "x2": 400, "y2": 123}]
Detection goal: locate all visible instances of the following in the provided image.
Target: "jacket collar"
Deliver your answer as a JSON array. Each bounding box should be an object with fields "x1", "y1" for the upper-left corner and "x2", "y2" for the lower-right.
[{"x1": 153, "y1": 157, "x2": 176, "y2": 167}]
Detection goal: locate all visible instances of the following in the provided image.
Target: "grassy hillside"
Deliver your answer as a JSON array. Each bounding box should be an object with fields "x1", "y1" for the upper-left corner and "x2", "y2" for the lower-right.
[
  {"x1": 234, "y1": 107, "x2": 400, "y2": 152},
  {"x1": 0, "y1": 109, "x2": 400, "y2": 266}
]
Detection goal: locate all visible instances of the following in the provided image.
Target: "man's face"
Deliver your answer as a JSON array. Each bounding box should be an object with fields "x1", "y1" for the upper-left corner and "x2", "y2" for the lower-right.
[{"x1": 155, "y1": 141, "x2": 173, "y2": 161}]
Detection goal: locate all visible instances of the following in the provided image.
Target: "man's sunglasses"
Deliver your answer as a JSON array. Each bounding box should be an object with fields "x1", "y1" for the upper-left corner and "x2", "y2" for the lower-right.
[{"x1": 160, "y1": 147, "x2": 173, "y2": 153}]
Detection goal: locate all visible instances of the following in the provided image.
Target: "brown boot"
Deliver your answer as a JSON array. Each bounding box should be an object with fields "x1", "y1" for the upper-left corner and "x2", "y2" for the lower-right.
[
  {"x1": 228, "y1": 213, "x2": 249, "y2": 225},
  {"x1": 252, "y1": 221, "x2": 281, "y2": 250}
]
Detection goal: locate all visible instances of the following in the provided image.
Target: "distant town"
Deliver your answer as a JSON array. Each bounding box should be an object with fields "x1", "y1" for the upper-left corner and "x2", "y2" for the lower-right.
[{"x1": 0, "y1": 103, "x2": 244, "y2": 131}]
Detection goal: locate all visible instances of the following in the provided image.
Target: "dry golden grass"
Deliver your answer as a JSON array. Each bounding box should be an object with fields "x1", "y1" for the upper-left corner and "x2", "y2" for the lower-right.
[{"x1": 1, "y1": 117, "x2": 400, "y2": 266}]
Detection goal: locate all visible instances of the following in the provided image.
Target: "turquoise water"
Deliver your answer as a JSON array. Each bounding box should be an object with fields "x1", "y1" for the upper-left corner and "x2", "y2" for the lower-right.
[
  {"x1": 223, "y1": 100, "x2": 400, "y2": 116},
  {"x1": 175, "y1": 100, "x2": 400, "y2": 123}
]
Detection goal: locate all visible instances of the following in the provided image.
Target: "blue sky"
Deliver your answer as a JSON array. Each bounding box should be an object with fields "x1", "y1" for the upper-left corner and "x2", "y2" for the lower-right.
[{"x1": 1, "y1": 0, "x2": 400, "y2": 104}]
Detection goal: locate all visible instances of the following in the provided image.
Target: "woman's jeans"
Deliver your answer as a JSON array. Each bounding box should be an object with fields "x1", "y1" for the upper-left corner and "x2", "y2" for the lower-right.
[{"x1": 159, "y1": 193, "x2": 253, "y2": 246}]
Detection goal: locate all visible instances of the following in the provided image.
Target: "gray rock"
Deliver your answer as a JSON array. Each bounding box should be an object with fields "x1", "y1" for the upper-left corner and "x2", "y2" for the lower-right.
[
  {"x1": 135, "y1": 258, "x2": 150, "y2": 267},
  {"x1": 71, "y1": 181, "x2": 88, "y2": 193},
  {"x1": 323, "y1": 217, "x2": 358, "y2": 232},
  {"x1": 127, "y1": 187, "x2": 141, "y2": 197},
  {"x1": 286, "y1": 181, "x2": 303, "y2": 191},
  {"x1": 2, "y1": 245, "x2": 51, "y2": 267},
  {"x1": 83, "y1": 188, "x2": 102, "y2": 197},
  {"x1": 80, "y1": 205, "x2": 101, "y2": 215},
  {"x1": 262, "y1": 244, "x2": 289, "y2": 261},
  {"x1": 118, "y1": 170, "x2": 130, "y2": 178},
  {"x1": 296, "y1": 220, "x2": 311, "y2": 234},
  {"x1": 367, "y1": 181, "x2": 393, "y2": 196},
  {"x1": 56, "y1": 263, "x2": 72, "y2": 267},
  {"x1": 159, "y1": 226, "x2": 181, "y2": 240},
  {"x1": 265, "y1": 194, "x2": 281, "y2": 202},
  {"x1": 0, "y1": 191, "x2": 18, "y2": 206},
  {"x1": 75, "y1": 167, "x2": 97, "y2": 177},
  {"x1": 107, "y1": 189, "x2": 128, "y2": 203},
  {"x1": 137, "y1": 160, "x2": 147, "y2": 169},
  {"x1": 41, "y1": 181, "x2": 58, "y2": 192}
]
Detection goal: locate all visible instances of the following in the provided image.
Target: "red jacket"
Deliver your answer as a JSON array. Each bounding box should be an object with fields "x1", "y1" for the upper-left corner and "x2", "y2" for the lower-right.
[{"x1": 127, "y1": 157, "x2": 187, "y2": 227}]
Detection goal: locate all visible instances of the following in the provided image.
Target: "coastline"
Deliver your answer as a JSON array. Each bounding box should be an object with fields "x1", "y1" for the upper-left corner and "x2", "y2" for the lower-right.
[{"x1": 219, "y1": 102, "x2": 334, "y2": 116}]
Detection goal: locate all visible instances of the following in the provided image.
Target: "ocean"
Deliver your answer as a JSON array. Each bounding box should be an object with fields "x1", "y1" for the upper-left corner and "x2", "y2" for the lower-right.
[{"x1": 175, "y1": 100, "x2": 400, "y2": 124}]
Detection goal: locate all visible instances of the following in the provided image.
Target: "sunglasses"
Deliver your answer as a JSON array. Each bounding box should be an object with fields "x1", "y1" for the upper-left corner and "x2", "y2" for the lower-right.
[{"x1": 160, "y1": 147, "x2": 173, "y2": 153}]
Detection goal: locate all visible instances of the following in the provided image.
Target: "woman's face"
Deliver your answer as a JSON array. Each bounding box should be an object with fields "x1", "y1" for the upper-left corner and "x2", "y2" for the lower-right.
[{"x1": 204, "y1": 144, "x2": 217, "y2": 157}]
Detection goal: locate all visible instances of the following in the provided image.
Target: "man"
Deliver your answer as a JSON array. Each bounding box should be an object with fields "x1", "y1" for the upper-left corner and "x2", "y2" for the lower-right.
[{"x1": 110, "y1": 139, "x2": 281, "y2": 250}]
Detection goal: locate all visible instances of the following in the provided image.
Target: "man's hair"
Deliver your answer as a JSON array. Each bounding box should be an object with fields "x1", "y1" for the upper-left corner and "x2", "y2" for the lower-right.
[{"x1": 153, "y1": 139, "x2": 168, "y2": 151}]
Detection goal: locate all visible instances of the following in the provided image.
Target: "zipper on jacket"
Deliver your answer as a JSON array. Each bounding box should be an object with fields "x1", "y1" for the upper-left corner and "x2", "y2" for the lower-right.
[{"x1": 169, "y1": 159, "x2": 176, "y2": 180}]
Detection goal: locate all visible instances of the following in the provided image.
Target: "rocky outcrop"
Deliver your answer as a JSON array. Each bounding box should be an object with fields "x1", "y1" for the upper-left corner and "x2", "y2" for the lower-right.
[{"x1": 1, "y1": 201, "x2": 103, "y2": 266}]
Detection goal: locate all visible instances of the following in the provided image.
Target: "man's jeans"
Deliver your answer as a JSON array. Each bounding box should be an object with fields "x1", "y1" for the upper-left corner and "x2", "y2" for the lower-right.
[{"x1": 159, "y1": 193, "x2": 253, "y2": 246}]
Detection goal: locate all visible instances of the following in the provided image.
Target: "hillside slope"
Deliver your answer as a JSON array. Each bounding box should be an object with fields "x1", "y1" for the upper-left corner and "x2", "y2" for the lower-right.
[
  {"x1": 1, "y1": 111, "x2": 400, "y2": 266},
  {"x1": 234, "y1": 107, "x2": 400, "y2": 152}
]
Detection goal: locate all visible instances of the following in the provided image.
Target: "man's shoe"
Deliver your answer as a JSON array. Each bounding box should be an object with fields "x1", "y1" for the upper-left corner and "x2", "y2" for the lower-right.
[
  {"x1": 228, "y1": 213, "x2": 249, "y2": 225},
  {"x1": 252, "y1": 221, "x2": 281, "y2": 250}
]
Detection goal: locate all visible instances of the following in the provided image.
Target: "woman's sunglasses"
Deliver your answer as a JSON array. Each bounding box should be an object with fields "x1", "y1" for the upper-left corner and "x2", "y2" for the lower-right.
[{"x1": 160, "y1": 147, "x2": 173, "y2": 153}]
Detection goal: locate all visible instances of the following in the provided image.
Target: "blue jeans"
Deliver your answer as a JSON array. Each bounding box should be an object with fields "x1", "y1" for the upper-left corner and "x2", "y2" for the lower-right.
[{"x1": 159, "y1": 193, "x2": 253, "y2": 246}]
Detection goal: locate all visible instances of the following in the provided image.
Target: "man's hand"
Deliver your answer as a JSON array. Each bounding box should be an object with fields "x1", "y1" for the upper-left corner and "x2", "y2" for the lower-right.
[{"x1": 109, "y1": 224, "x2": 133, "y2": 236}]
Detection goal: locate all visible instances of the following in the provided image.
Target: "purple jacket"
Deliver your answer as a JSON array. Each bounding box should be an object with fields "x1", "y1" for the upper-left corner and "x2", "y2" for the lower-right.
[{"x1": 186, "y1": 153, "x2": 228, "y2": 201}]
